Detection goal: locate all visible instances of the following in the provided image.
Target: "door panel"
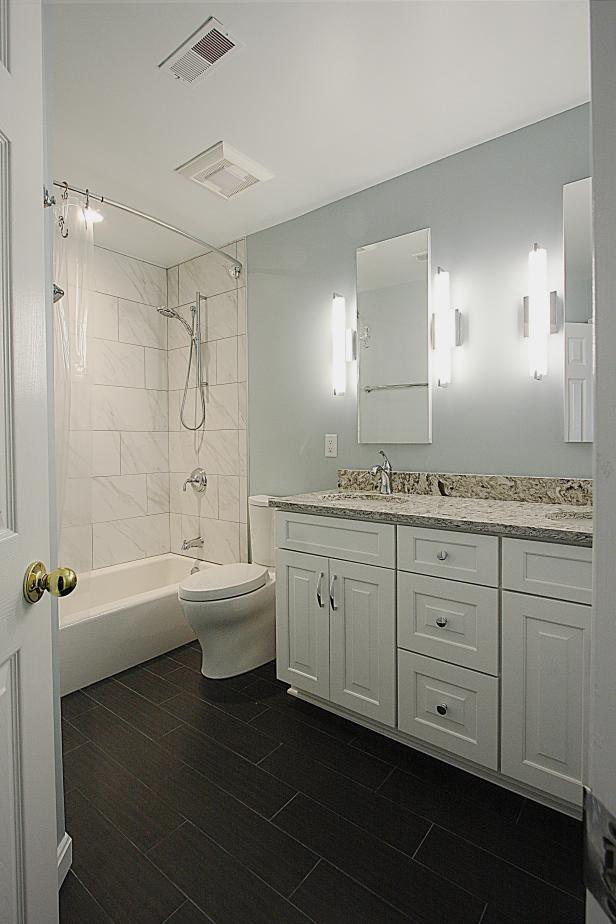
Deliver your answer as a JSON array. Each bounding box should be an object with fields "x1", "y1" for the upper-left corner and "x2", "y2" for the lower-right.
[
  {"x1": 329, "y1": 560, "x2": 395, "y2": 726},
  {"x1": 501, "y1": 591, "x2": 590, "y2": 804},
  {"x1": 276, "y1": 550, "x2": 330, "y2": 698},
  {"x1": 0, "y1": 1, "x2": 60, "y2": 919}
]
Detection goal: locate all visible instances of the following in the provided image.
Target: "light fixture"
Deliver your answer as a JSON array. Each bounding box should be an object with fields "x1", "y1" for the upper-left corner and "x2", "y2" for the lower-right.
[
  {"x1": 332, "y1": 293, "x2": 346, "y2": 396},
  {"x1": 80, "y1": 189, "x2": 104, "y2": 225},
  {"x1": 524, "y1": 243, "x2": 557, "y2": 380},
  {"x1": 432, "y1": 267, "x2": 461, "y2": 387}
]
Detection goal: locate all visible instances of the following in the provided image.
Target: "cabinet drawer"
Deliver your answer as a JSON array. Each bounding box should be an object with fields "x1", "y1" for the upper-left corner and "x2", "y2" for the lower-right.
[
  {"x1": 397, "y1": 526, "x2": 499, "y2": 586},
  {"x1": 397, "y1": 573, "x2": 499, "y2": 675},
  {"x1": 502, "y1": 538, "x2": 592, "y2": 604},
  {"x1": 398, "y1": 650, "x2": 499, "y2": 770},
  {"x1": 276, "y1": 511, "x2": 395, "y2": 568}
]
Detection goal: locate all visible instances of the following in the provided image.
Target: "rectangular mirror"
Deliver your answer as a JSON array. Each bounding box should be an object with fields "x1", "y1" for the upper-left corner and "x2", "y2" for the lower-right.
[
  {"x1": 356, "y1": 228, "x2": 431, "y2": 444},
  {"x1": 563, "y1": 177, "x2": 593, "y2": 442}
]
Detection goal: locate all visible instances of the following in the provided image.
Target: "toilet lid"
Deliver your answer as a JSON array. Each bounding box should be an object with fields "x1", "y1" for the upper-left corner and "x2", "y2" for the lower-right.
[{"x1": 178, "y1": 563, "x2": 268, "y2": 602}]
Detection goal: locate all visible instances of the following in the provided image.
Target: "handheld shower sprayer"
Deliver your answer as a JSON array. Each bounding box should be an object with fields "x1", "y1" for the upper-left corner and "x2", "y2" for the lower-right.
[{"x1": 157, "y1": 293, "x2": 206, "y2": 431}]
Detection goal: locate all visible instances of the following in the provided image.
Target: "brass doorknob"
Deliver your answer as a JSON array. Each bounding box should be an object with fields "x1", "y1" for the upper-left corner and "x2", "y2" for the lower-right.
[{"x1": 23, "y1": 561, "x2": 78, "y2": 604}]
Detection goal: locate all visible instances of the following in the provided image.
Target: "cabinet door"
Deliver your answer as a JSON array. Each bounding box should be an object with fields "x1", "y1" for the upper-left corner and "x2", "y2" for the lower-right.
[
  {"x1": 276, "y1": 550, "x2": 330, "y2": 697},
  {"x1": 501, "y1": 591, "x2": 590, "y2": 804},
  {"x1": 329, "y1": 560, "x2": 396, "y2": 726}
]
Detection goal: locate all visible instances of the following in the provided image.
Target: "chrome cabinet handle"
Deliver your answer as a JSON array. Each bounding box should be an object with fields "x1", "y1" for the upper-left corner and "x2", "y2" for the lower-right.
[
  {"x1": 329, "y1": 574, "x2": 338, "y2": 611},
  {"x1": 436, "y1": 703, "x2": 448, "y2": 716},
  {"x1": 435, "y1": 616, "x2": 448, "y2": 628},
  {"x1": 316, "y1": 571, "x2": 325, "y2": 608},
  {"x1": 436, "y1": 549, "x2": 448, "y2": 561}
]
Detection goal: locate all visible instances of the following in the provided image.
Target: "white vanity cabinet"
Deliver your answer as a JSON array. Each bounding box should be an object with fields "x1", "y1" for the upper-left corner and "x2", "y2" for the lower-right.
[
  {"x1": 276, "y1": 513, "x2": 397, "y2": 726},
  {"x1": 275, "y1": 507, "x2": 592, "y2": 810}
]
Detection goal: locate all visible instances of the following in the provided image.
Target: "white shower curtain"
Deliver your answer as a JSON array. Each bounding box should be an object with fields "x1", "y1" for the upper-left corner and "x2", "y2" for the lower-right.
[{"x1": 53, "y1": 196, "x2": 94, "y2": 553}]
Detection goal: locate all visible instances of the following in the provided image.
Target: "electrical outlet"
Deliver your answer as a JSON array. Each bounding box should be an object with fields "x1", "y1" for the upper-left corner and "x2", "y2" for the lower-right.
[{"x1": 325, "y1": 434, "x2": 338, "y2": 458}]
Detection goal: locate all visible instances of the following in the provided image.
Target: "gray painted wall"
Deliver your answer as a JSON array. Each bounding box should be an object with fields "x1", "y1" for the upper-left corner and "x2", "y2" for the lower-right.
[{"x1": 247, "y1": 105, "x2": 591, "y2": 497}]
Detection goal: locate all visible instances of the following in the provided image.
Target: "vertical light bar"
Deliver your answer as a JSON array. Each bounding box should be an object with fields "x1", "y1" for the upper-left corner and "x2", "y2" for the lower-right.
[
  {"x1": 527, "y1": 243, "x2": 550, "y2": 379},
  {"x1": 434, "y1": 267, "x2": 452, "y2": 386},
  {"x1": 332, "y1": 293, "x2": 346, "y2": 395}
]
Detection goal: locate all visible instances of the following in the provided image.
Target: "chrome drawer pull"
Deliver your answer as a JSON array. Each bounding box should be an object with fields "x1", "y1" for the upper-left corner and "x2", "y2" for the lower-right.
[
  {"x1": 435, "y1": 616, "x2": 448, "y2": 628},
  {"x1": 316, "y1": 571, "x2": 325, "y2": 608},
  {"x1": 436, "y1": 549, "x2": 448, "y2": 561},
  {"x1": 436, "y1": 703, "x2": 448, "y2": 716},
  {"x1": 329, "y1": 574, "x2": 338, "y2": 611}
]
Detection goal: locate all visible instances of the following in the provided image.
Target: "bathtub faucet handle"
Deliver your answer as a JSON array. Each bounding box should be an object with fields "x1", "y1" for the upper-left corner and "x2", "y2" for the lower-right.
[
  {"x1": 183, "y1": 468, "x2": 208, "y2": 494},
  {"x1": 181, "y1": 536, "x2": 204, "y2": 552}
]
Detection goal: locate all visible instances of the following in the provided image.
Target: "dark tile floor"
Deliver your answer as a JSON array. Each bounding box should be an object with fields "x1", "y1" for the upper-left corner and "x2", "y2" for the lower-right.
[{"x1": 59, "y1": 643, "x2": 585, "y2": 924}]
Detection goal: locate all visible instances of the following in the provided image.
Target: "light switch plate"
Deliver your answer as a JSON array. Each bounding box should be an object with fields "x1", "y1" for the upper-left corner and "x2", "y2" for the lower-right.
[{"x1": 325, "y1": 434, "x2": 338, "y2": 458}]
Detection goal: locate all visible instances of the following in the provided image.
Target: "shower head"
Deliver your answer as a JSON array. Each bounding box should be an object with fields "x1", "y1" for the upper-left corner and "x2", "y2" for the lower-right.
[
  {"x1": 157, "y1": 305, "x2": 194, "y2": 338},
  {"x1": 53, "y1": 284, "x2": 65, "y2": 303}
]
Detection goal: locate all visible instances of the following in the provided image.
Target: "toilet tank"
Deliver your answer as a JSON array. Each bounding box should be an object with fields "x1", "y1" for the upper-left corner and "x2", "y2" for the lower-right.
[{"x1": 248, "y1": 495, "x2": 275, "y2": 567}]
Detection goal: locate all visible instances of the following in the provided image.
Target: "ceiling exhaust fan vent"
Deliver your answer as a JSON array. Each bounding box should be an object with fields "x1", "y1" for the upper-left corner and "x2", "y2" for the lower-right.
[
  {"x1": 160, "y1": 17, "x2": 243, "y2": 85},
  {"x1": 176, "y1": 142, "x2": 274, "y2": 200}
]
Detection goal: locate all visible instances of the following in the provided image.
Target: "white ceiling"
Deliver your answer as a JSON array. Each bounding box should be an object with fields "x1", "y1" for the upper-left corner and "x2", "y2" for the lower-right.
[{"x1": 45, "y1": 0, "x2": 590, "y2": 268}]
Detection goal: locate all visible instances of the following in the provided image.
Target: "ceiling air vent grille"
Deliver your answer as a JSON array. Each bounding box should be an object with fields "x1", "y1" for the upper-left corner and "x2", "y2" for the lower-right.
[
  {"x1": 160, "y1": 17, "x2": 243, "y2": 85},
  {"x1": 176, "y1": 142, "x2": 274, "y2": 200}
]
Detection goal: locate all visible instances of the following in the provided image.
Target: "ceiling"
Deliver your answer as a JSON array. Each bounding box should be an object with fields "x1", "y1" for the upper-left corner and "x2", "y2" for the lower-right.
[{"x1": 45, "y1": 1, "x2": 590, "y2": 268}]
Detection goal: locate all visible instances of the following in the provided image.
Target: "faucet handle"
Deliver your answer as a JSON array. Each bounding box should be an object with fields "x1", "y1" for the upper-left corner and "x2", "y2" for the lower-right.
[
  {"x1": 183, "y1": 468, "x2": 208, "y2": 494},
  {"x1": 379, "y1": 450, "x2": 392, "y2": 472}
]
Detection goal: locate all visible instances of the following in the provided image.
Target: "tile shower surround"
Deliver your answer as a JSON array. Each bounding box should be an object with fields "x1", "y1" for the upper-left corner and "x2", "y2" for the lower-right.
[{"x1": 60, "y1": 241, "x2": 247, "y2": 573}]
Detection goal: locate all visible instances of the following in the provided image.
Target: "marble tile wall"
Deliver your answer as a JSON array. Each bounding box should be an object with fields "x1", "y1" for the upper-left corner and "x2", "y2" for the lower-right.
[
  {"x1": 166, "y1": 239, "x2": 248, "y2": 565},
  {"x1": 60, "y1": 246, "x2": 170, "y2": 573}
]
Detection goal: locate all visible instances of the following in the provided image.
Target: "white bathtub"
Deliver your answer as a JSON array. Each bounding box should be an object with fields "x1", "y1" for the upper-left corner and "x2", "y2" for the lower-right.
[{"x1": 59, "y1": 553, "x2": 205, "y2": 695}]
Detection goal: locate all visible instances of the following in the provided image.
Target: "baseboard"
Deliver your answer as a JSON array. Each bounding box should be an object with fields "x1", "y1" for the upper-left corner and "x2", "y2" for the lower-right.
[{"x1": 57, "y1": 832, "x2": 72, "y2": 888}]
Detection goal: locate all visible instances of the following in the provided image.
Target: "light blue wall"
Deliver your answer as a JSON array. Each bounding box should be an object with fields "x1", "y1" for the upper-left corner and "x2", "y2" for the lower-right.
[{"x1": 247, "y1": 106, "x2": 591, "y2": 496}]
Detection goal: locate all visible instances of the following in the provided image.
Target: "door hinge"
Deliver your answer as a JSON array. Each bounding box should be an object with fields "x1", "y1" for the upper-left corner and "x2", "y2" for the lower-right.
[{"x1": 584, "y1": 787, "x2": 616, "y2": 922}]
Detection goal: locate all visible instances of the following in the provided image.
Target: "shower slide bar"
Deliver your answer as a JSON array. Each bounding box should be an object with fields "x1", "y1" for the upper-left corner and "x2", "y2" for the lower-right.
[
  {"x1": 363, "y1": 382, "x2": 428, "y2": 393},
  {"x1": 45, "y1": 181, "x2": 242, "y2": 278}
]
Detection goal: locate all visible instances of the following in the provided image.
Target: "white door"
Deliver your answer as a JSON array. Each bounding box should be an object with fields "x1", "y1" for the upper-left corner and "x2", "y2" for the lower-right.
[
  {"x1": 0, "y1": 2, "x2": 61, "y2": 921},
  {"x1": 501, "y1": 591, "x2": 590, "y2": 805},
  {"x1": 329, "y1": 560, "x2": 396, "y2": 726},
  {"x1": 276, "y1": 550, "x2": 330, "y2": 698},
  {"x1": 564, "y1": 321, "x2": 593, "y2": 442}
]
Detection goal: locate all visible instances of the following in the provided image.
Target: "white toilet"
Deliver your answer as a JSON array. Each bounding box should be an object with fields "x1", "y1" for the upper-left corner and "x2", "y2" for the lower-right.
[{"x1": 178, "y1": 495, "x2": 276, "y2": 679}]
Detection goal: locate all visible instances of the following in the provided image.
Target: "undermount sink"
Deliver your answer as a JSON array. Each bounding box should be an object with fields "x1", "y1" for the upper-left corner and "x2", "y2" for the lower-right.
[{"x1": 547, "y1": 508, "x2": 593, "y2": 521}]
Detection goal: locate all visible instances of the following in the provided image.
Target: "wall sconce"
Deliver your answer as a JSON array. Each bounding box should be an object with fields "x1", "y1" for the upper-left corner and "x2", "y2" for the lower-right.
[
  {"x1": 432, "y1": 267, "x2": 461, "y2": 387},
  {"x1": 332, "y1": 293, "x2": 347, "y2": 396},
  {"x1": 523, "y1": 243, "x2": 557, "y2": 380}
]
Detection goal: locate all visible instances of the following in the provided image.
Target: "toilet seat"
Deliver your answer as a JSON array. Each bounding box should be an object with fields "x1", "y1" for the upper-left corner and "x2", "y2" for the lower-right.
[{"x1": 179, "y1": 563, "x2": 268, "y2": 603}]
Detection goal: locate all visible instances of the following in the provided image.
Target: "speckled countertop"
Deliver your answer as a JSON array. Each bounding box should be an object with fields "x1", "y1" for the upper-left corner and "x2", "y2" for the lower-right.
[{"x1": 270, "y1": 491, "x2": 593, "y2": 547}]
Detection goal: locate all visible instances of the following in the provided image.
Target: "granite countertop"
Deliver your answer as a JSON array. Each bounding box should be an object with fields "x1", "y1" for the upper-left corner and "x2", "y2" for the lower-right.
[{"x1": 270, "y1": 491, "x2": 593, "y2": 547}]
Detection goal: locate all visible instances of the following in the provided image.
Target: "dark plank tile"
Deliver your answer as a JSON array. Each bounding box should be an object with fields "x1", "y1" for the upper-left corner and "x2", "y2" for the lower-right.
[
  {"x1": 167, "y1": 644, "x2": 204, "y2": 671},
  {"x1": 164, "y1": 901, "x2": 213, "y2": 924},
  {"x1": 59, "y1": 871, "x2": 113, "y2": 924},
  {"x1": 415, "y1": 825, "x2": 585, "y2": 924},
  {"x1": 291, "y1": 860, "x2": 417, "y2": 924},
  {"x1": 252, "y1": 707, "x2": 391, "y2": 790},
  {"x1": 138, "y1": 652, "x2": 188, "y2": 678},
  {"x1": 516, "y1": 799, "x2": 583, "y2": 848},
  {"x1": 64, "y1": 742, "x2": 184, "y2": 851},
  {"x1": 70, "y1": 705, "x2": 182, "y2": 788},
  {"x1": 252, "y1": 659, "x2": 279, "y2": 682},
  {"x1": 274, "y1": 794, "x2": 484, "y2": 924},
  {"x1": 114, "y1": 664, "x2": 183, "y2": 704},
  {"x1": 66, "y1": 789, "x2": 184, "y2": 924},
  {"x1": 480, "y1": 905, "x2": 521, "y2": 924},
  {"x1": 160, "y1": 723, "x2": 296, "y2": 818},
  {"x1": 165, "y1": 665, "x2": 267, "y2": 721},
  {"x1": 62, "y1": 719, "x2": 87, "y2": 755},
  {"x1": 356, "y1": 728, "x2": 523, "y2": 817},
  {"x1": 154, "y1": 763, "x2": 317, "y2": 896},
  {"x1": 61, "y1": 689, "x2": 97, "y2": 720},
  {"x1": 162, "y1": 690, "x2": 278, "y2": 763},
  {"x1": 242, "y1": 677, "x2": 359, "y2": 742},
  {"x1": 149, "y1": 821, "x2": 313, "y2": 924},
  {"x1": 261, "y1": 743, "x2": 429, "y2": 856},
  {"x1": 380, "y1": 767, "x2": 583, "y2": 898},
  {"x1": 84, "y1": 677, "x2": 184, "y2": 739}
]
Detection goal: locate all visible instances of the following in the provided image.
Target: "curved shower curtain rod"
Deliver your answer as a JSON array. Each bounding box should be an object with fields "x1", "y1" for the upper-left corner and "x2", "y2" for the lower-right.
[{"x1": 48, "y1": 180, "x2": 243, "y2": 278}]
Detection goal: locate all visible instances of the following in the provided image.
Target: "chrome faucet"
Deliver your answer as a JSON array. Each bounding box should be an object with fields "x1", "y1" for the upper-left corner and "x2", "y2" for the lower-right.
[
  {"x1": 371, "y1": 450, "x2": 393, "y2": 495},
  {"x1": 181, "y1": 536, "x2": 204, "y2": 552},
  {"x1": 183, "y1": 468, "x2": 207, "y2": 493}
]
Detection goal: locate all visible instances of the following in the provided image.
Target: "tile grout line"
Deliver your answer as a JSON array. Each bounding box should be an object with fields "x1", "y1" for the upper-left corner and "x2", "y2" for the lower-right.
[
  {"x1": 268, "y1": 791, "x2": 300, "y2": 823},
  {"x1": 286, "y1": 857, "x2": 321, "y2": 901},
  {"x1": 476, "y1": 901, "x2": 489, "y2": 924},
  {"x1": 411, "y1": 822, "x2": 434, "y2": 860}
]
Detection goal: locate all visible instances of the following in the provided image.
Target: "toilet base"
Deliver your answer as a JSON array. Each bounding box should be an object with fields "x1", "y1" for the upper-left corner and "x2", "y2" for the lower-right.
[{"x1": 181, "y1": 578, "x2": 276, "y2": 680}]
